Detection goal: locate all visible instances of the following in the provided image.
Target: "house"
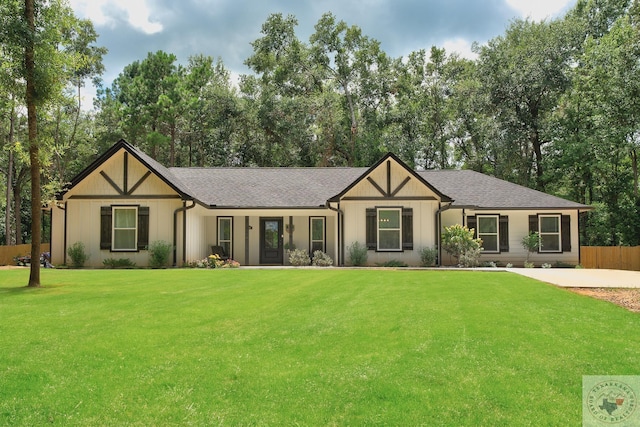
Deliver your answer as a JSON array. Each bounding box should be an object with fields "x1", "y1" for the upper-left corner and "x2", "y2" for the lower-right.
[{"x1": 50, "y1": 139, "x2": 591, "y2": 267}]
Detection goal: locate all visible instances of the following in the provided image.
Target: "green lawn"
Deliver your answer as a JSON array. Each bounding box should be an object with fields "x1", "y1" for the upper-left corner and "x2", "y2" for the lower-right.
[{"x1": 1, "y1": 269, "x2": 638, "y2": 426}]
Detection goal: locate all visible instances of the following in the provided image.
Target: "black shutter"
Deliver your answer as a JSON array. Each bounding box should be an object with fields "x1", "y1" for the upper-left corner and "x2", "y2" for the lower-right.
[
  {"x1": 561, "y1": 215, "x2": 571, "y2": 252},
  {"x1": 138, "y1": 206, "x2": 150, "y2": 250},
  {"x1": 529, "y1": 215, "x2": 538, "y2": 233},
  {"x1": 100, "y1": 206, "x2": 112, "y2": 250},
  {"x1": 402, "y1": 208, "x2": 413, "y2": 250},
  {"x1": 366, "y1": 208, "x2": 376, "y2": 250},
  {"x1": 467, "y1": 216, "x2": 477, "y2": 238},
  {"x1": 499, "y1": 216, "x2": 509, "y2": 252}
]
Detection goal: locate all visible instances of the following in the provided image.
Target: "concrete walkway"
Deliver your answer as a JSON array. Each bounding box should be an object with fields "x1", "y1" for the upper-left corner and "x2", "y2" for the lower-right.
[{"x1": 509, "y1": 268, "x2": 640, "y2": 288}]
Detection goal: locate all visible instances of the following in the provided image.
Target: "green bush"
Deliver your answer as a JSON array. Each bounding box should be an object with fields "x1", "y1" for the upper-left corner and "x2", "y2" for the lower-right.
[
  {"x1": 442, "y1": 224, "x2": 482, "y2": 267},
  {"x1": 311, "y1": 250, "x2": 333, "y2": 267},
  {"x1": 521, "y1": 232, "x2": 540, "y2": 263},
  {"x1": 67, "y1": 242, "x2": 88, "y2": 268},
  {"x1": 420, "y1": 247, "x2": 438, "y2": 267},
  {"x1": 103, "y1": 258, "x2": 136, "y2": 269},
  {"x1": 288, "y1": 249, "x2": 311, "y2": 266},
  {"x1": 149, "y1": 240, "x2": 172, "y2": 268},
  {"x1": 347, "y1": 242, "x2": 368, "y2": 266},
  {"x1": 376, "y1": 260, "x2": 408, "y2": 267}
]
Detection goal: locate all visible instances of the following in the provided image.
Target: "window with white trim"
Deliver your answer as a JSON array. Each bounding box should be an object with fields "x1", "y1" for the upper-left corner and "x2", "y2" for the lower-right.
[
  {"x1": 477, "y1": 215, "x2": 499, "y2": 253},
  {"x1": 112, "y1": 206, "x2": 138, "y2": 251},
  {"x1": 539, "y1": 215, "x2": 561, "y2": 252},
  {"x1": 310, "y1": 217, "x2": 325, "y2": 253},
  {"x1": 377, "y1": 208, "x2": 402, "y2": 251},
  {"x1": 218, "y1": 217, "x2": 233, "y2": 258}
]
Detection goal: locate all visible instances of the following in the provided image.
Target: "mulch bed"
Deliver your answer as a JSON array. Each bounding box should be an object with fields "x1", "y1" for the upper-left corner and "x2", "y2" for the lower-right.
[{"x1": 568, "y1": 288, "x2": 640, "y2": 313}]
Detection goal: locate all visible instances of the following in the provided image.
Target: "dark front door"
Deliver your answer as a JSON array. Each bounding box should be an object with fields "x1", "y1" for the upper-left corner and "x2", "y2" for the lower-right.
[{"x1": 260, "y1": 218, "x2": 283, "y2": 264}]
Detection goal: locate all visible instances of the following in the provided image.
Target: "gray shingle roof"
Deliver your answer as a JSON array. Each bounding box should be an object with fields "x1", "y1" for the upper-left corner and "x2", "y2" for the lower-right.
[
  {"x1": 167, "y1": 166, "x2": 588, "y2": 210},
  {"x1": 64, "y1": 140, "x2": 588, "y2": 211},
  {"x1": 419, "y1": 170, "x2": 589, "y2": 210},
  {"x1": 169, "y1": 167, "x2": 366, "y2": 208}
]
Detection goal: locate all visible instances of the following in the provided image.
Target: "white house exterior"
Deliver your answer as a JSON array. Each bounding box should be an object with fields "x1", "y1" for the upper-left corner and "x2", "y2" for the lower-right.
[{"x1": 50, "y1": 140, "x2": 590, "y2": 267}]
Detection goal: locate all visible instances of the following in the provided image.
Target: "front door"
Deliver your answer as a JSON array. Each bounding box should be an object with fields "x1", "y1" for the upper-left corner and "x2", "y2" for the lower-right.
[{"x1": 260, "y1": 218, "x2": 283, "y2": 264}]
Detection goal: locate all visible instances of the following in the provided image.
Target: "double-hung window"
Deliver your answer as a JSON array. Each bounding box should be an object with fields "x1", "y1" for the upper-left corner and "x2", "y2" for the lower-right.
[
  {"x1": 377, "y1": 208, "x2": 402, "y2": 251},
  {"x1": 477, "y1": 215, "x2": 499, "y2": 253},
  {"x1": 113, "y1": 206, "x2": 138, "y2": 251},
  {"x1": 310, "y1": 217, "x2": 325, "y2": 253},
  {"x1": 539, "y1": 215, "x2": 561, "y2": 252},
  {"x1": 218, "y1": 217, "x2": 233, "y2": 258}
]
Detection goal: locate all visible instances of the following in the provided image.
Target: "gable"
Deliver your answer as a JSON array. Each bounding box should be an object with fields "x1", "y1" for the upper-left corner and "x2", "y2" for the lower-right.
[
  {"x1": 63, "y1": 148, "x2": 181, "y2": 199},
  {"x1": 336, "y1": 154, "x2": 451, "y2": 202}
]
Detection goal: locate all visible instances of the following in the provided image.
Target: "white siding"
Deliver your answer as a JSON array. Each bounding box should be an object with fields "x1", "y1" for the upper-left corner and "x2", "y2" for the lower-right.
[{"x1": 440, "y1": 208, "x2": 581, "y2": 266}]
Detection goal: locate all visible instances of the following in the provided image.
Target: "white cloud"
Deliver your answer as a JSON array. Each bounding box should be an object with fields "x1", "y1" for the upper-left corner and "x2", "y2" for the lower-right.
[
  {"x1": 442, "y1": 38, "x2": 477, "y2": 60},
  {"x1": 69, "y1": 0, "x2": 163, "y2": 34},
  {"x1": 505, "y1": 0, "x2": 574, "y2": 21}
]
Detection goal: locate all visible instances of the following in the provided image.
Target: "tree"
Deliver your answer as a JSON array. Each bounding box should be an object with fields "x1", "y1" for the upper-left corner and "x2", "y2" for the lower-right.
[
  {"x1": 475, "y1": 18, "x2": 580, "y2": 189},
  {"x1": 1, "y1": 0, "x2": 86, "y2": 286}
]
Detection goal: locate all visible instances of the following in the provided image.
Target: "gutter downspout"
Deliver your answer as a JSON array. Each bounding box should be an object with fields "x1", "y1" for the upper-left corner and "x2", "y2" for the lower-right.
[
  {"x1": 56, "y1": 202, "x2": 67, "y2": 265},
  {"x1": 327, "y1": 201, "x2": 343, "y2": 266},
  {"x1": 173, "y1": 200, "x2": 196, "y2": 267},
  {"x1": 435, "y1": 202, "x2": 452, "y2": 267}
]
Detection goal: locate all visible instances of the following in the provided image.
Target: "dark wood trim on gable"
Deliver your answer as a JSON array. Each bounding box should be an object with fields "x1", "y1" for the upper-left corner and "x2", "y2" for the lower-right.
[
  {"x1": 128, "y1": 171, "x2": 152, "y2": 195},
  {"x1": 367, "y1": 177, "x2": 387, "y2": 197},
  {"x1": 341, "y1": 196, "x2": 437, "y2": 201},
  {"x1": 391, "y1": 176, "x2": 411, "y2": 197},
  {"x1": 387, "y1": 160, "x2": 392, "y2": 195},
  {"x1": 69, "y1": 195, "x2": 182, "y2": 200},
  {"x1": 100, "y1": 171, "x2": 124, "y2": 195},
  {"x1": 123, "y1": 152, "x2": 129, "y2": 193}
]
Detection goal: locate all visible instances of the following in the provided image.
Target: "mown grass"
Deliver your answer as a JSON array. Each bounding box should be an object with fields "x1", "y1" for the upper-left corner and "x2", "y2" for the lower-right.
[{"x1": 0, "y1": 268, "x2": 638, "y2": 426}]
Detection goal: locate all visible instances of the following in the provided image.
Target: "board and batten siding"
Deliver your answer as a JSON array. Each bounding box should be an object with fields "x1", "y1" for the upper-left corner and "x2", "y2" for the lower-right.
[
  {"x1": 51, "y1": 148, "x2": 184, "y2": 267},
  {"x1": 339, "y1": 157, "x2": 442, "y2": 266},
  {"x1": 440, "y1": 209, "x2": 581, "y2": 266}
]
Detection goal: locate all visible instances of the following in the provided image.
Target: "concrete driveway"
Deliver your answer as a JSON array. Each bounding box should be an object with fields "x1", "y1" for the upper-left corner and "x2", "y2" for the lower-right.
[{"x1": 509, "y1": 268, "x2": 640, "y2": 288}]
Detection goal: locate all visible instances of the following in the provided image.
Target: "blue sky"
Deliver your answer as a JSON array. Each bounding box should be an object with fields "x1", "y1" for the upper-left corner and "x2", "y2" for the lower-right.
[{"x1": 68, "y1": 0, "x2": 577, "y2": 108}]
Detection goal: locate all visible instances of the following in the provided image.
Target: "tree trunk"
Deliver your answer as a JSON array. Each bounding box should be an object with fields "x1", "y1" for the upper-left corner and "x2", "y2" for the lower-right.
[
  {"x1": 25, "y1": 0, "x2": 41, "y2": 287},
  {"x1": 5, "y1": 102, "x2": 15, "y2": 245}
]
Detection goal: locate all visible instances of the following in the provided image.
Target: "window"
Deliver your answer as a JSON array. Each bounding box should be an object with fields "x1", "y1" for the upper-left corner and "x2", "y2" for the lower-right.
[
  {"x1": 477, "y1": 215, "x2": 499, "y2": 253},
  {"x1": 468, "y1": 215, "x2": 509, "y2": 253},
  {"x1": 366, "y1": 207, "x2": 413, "y2": 251},
  {"x1": 310, "y1": 217, "x2": 325, "y2": 253},
  {"x1": 217, "y1": 217, "x2": 233, "y2": 258},
  {"x1": 539, "y1": 215, "x2": 561, "y2": 252},
  {"x1": 378, "y1": 208, "x2": 402, "y2": 251},
  {"x1": 113, "y1": 207, "x2": 138, "y2": 251}
]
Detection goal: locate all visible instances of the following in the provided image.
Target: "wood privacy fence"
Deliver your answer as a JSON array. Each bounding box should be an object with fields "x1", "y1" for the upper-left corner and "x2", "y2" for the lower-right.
[
  {"x1": 0, "y1": 244, "x2": 51, "y2": 266},
  {"x1": 581, "y1": 246, "x2": 640, "y2": 271}
]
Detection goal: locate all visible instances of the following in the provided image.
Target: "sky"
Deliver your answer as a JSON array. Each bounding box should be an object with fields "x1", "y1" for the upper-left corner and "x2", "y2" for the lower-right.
[{"x1": 68, "y1": 0, "x2": 578, "y2": 109}]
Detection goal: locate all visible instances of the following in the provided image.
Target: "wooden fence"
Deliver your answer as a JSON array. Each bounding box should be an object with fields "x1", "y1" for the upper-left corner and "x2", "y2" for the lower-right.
[
  {"x1": 581, "y1": 246, "x2": 640, "y2": 271},
  {"x1": 0, "y1": 243, "x2": 51, "y2": 266}
]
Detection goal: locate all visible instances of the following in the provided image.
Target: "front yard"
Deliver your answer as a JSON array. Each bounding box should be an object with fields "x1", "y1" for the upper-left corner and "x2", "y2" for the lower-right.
[{"x1": 1, "y1": 269, "x2": 638, "y2": 425}]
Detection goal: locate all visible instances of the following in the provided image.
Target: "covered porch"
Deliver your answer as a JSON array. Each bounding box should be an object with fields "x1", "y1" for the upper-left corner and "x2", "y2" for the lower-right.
[{"x1": 185, "y1": 207, "x2": 339, "y2": 266}]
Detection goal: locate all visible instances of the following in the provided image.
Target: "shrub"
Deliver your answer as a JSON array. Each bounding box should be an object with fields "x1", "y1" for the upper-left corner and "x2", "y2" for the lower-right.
[
  {"x1": 347, "y1": 242, "x2": 368, "y2": 266},
  {"x1": 542, "y1": 263, "x2": 552, "y2": 269},
  {"x1": 524, "y1": 261, "x2": 535, "y2": 268},
  {"x1": 420, "y1": 247, "x2": 438, "y2": 267},
  {"x1": 458, "y1": 247, "x2": 482, "y2": 268},
  {"x1": 103, "y1": 258, "x2": 136, "y2": 269},
  {"x1": 67, "y1": 242, "x2": 88, "y2": 268},
  {"x1": 288, "y1": 249, "x2": 311, "y2": 266},
  {"x1": 311, "y1": 250, "x2": 333, "y2": 267},
  {"x1": 149, "y1": 240, "x2": 172, "y2": 268},
  {"x1": 376, "y1": 260, "x2": 408, "y2": 267},
  {"x1": 442, "y1": 224, "x2": 482, "y2": 267},
  {"x1": 521, "y1": 232, "x2": 540, "y2": 263}
]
